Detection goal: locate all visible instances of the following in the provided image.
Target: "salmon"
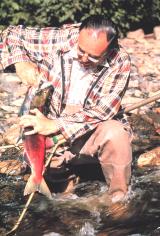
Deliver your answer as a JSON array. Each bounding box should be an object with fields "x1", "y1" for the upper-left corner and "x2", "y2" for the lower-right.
[{"x1": 20, "y1": 82, "x2": 54, "y2": 199}]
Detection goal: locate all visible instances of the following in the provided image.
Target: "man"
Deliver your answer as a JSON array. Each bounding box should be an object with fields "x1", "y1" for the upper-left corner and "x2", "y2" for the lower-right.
[{"x1": 0, "y1": 15, "x2": 132, "y2": 203}]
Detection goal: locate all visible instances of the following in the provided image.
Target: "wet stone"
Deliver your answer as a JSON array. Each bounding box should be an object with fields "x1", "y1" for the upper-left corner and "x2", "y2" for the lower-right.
[{"x1": 0, "y1": 185, "x2": 17, "y2": 203}]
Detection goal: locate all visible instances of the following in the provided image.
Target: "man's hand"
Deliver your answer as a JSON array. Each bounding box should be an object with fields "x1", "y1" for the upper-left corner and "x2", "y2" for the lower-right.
[
  {"x1": 15, "y1": 62, "x2": 40, "y2": 87},
  {"x1": 20, "y1": 108, "x2": 59, "y2": 135}
]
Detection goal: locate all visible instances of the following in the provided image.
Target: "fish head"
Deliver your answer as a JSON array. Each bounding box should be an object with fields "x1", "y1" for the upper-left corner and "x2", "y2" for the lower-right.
[{"x1": 30, "y1": 84, "x2": 54, "y2": 111}]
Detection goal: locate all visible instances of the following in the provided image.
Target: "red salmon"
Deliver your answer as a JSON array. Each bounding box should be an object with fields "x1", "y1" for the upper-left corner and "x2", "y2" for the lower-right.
[{"x1": 21, "y1": 82, "x2": 54, "y2": 199}]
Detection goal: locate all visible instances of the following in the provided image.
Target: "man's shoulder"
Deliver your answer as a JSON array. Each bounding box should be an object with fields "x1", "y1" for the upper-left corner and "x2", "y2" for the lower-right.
[
  {"x1": 108, "y1": 45, "x2": 130, "y2": 66},
  {"x1": 118, "y1": 45, "x2": 130, "y2": 57},
  {"x1": 37, "y1": 23, "x2": 80, "y2": 35},
  {"x1": 4, "y1": 23, "x2": 80, "y2": 36}
]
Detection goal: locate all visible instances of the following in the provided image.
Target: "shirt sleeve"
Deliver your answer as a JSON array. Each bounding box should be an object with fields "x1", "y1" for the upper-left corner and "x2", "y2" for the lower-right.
[
  {"x1": 0, "y1": 25, "x2": 79, "y2": 69},
  {"x1": 57, "y1": 54, "x2": 131, "y2": 143}
]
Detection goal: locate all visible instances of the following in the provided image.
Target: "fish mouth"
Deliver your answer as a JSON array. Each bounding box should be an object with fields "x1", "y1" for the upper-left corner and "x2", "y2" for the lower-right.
[{"x1": 39, "y1": 81, "x2": 53, "y2": 90}]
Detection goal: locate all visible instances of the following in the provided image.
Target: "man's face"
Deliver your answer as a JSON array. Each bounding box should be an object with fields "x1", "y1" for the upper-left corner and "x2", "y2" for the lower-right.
[{"x1": 77, "y1": 28, "x2": 109, "y2": 68}]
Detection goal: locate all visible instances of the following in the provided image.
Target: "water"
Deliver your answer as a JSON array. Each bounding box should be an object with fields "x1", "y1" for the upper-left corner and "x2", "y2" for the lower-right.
[{"x1": 0, "y1": 164, "x2": 160, "y2": 236}]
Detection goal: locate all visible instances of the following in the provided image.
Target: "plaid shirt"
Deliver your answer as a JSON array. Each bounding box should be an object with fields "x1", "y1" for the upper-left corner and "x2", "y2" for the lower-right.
[{"x1": 0, "y1": 24, "x2": 131, "y2": 144}]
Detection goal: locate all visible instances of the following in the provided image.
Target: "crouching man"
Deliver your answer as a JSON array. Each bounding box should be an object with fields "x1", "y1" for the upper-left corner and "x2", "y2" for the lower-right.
[{"x1": 0, "y1": 15, "x2": 132, "y2": 203}]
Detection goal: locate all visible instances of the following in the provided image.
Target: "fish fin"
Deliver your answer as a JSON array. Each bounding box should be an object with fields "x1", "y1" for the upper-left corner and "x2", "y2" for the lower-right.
[
  {"x1": 38, "y1": 177, "x2": 53, "y2": 200},
  {"x1": 24, "y1": 176, "x2": 53, "y2": 200},
  {"x1": 24, "y1": 176, "x2": 37, "y2": 195}
]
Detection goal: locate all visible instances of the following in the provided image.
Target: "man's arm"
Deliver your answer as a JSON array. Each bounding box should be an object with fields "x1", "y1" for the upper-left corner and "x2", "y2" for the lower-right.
[
  {"x1": 56, "y1": 55, "x2": 131, "y2": 143},
  {"x1": 1, "y1": 25, "x2": 79, "y2": 85},
  {"x1": 19, "y1": 57, "x2": 130, "y2": 144},
  {"x1": 20, "y1": 50, "x2": 130, "y2": 143},
  {"x1": 1, "y1": 26, "x2": 49, "y2": 85},
  {"x1": 1, "y1": 25, "x2": 79, "y2": 68}
]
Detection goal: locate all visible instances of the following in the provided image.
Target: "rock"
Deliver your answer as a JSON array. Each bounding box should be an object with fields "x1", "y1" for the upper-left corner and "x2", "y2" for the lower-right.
[
  {"x1": 144, "y1": 33, "x2": 154, "y2": 39},
  {"x1": 0, "y1": 159, "x2": 23, "y2": 175},
  {"x1": 137, "y1": 147, "x2": 160, "y2": 168},
  {"x1": 11, "y1": 97, "x2": 24, "y2": 107},
  {"x1": 127, "y1": 29, "x2": 145, "y2": 39},
  {"x1": 1, "y1": 104, "x2": 15, "y2": 113},
  {"x1": 148, "y1": 91, "x2": 160, "y2": 101},
  {"x1": 5, "y1": 116, "x2": 20, "y2": 126},
  {"x1": 3, "y1": 123, "x2": 21, "y2": 145},
  {"x1": 139, "y1": 78, "x2": 160, "y2": 93},
  {"x1": 153, "y1": 26, "x2": 160, "y2": 40},
  {"x1": 0, "y1": 73, "x2": 21, "y2": 93},
  {"x1": 153, "y1": 107, "x2": 160, "y2": 113},
  {"x1": 0, "y1": 134, "x2": 3, "y2": 146}
]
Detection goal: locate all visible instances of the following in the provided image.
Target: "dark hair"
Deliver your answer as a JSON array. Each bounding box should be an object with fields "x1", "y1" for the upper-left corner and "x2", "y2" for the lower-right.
[{"x1": 80, "y1": 15, "x2": 119, "y2": 49}]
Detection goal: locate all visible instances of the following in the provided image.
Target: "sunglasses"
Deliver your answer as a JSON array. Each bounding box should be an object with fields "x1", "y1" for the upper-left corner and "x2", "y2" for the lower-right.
[{"x1": 77, "y1": 46, "x2": 106, "y2": 63}]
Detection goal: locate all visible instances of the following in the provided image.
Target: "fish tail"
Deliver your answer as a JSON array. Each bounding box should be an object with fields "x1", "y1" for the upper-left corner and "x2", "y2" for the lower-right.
[{"x1": 24, "y1": 176, "x2": 53, "y2": 199}]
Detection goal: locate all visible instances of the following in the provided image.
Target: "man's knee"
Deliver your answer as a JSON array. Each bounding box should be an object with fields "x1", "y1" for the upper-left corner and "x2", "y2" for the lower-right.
[
  {"x1": 98, "y1": 120, "x2": 132, "y2": 165},
  {"x1": 96, "y1": 119, "x2": 131, "y2": 142},
  {"x1": 80, "y1": 119, "x2": 132, "y2": 157}
]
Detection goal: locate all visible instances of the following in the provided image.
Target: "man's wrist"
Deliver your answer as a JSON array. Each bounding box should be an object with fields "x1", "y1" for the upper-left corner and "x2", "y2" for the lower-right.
[{"x1": 49, "y1": 119, "x2": 61, "y2": 134}]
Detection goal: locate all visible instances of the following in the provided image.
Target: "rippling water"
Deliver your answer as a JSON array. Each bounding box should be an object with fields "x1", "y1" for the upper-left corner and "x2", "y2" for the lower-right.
[{"x1": 1, "y1": 161, "x2": 160, "y2": 236}]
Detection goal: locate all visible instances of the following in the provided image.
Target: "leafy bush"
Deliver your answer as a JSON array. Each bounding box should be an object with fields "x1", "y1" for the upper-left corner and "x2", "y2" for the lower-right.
[{"x1": 0, "y1": 0, "x2": 160, "y2": 36}]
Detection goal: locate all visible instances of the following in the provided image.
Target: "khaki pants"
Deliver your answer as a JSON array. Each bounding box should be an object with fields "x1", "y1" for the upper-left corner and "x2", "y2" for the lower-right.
[{"x1": 69, "y1": 119, "x2": 132, "y2": 196}]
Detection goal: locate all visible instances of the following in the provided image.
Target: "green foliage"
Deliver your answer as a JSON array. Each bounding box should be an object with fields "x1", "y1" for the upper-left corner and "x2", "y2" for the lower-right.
[{"x1": 0, "y1": 0, "x2": 160, "y2": 35}]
